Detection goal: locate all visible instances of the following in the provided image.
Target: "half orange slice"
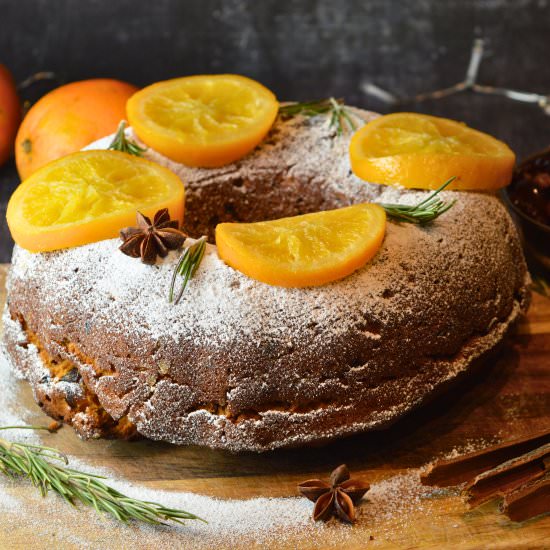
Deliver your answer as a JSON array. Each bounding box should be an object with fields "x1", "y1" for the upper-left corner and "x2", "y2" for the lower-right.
[
  {"x1": 216, "y1": 204, "x2": 386, "y2": 287},
  {"x1": 127, "y1": 74, "x2": 279, "y2": 167},
  {"x1": 7, "y1": 150, "x2": 185, "y2": 252},
  {"x1": 350, "y1": 112, "x2": 515, "y2": 190}
]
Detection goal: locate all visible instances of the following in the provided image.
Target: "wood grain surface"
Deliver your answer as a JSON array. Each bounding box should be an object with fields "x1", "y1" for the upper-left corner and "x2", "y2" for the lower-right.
[{"x1": 0, "y1": 263, "x2": 548, "y2": 548}]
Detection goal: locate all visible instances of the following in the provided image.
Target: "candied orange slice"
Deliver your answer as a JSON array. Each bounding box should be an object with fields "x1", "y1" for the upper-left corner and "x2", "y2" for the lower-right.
[
  {"x1": 127, "y1": 74, "x2": 279, "y2": 167},
  {"x1": 7, "y1": 150, "x2": 184, "y2": 252},
  {"x1": 349, "y1": 112, "x2": 515, "y2": 190},
  {"x1": 216, "y1": 204, "x2": 386, "y2": 287}
]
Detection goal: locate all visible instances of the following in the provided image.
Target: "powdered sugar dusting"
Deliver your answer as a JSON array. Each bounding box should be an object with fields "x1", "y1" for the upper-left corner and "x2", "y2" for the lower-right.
[{"x1": 0, "y1": 351, "x2": 463, "y2": 548}]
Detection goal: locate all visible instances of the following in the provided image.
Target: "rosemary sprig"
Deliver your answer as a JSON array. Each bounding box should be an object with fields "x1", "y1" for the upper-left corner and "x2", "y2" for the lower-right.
[
  {"x1": 378, "y1": 177, "x2": 457, "y2": 224},
  {"x1": 108, "y1": 120, "x2": 146, "y2": 156},
  {"x1": 0, "y1": 426, "x2": 203, "y2": 525},
  {"x1": 169, "y1": 236, "x2": 207, "y2": 304},
  {"x1": 279, "y1": 97, "x2": 357, "y2": 135}
]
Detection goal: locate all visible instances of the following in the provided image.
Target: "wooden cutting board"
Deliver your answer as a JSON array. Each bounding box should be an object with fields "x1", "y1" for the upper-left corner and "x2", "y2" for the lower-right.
[{"x1": 0, "y1": 263, "x2": 548, "y2": 549}]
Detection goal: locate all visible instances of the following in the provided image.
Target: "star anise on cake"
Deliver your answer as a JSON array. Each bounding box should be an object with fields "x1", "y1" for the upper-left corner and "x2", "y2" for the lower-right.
[
  {"x1": 119, "y1": 209, "x2": 187, "y2": 264},
  {"x1": 298, "y1": 464, "x2": 370, "y2": 523}
]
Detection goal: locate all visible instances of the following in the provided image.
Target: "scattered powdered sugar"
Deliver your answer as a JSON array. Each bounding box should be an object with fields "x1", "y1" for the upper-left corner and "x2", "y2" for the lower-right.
[
  {"x1": 0, "y1": 489, "x2": 21, "y2": 512},
  {"x1": 441, "y1": 437, "x2": 501, "y2": 460},
  {"x1": 363, "y1": 470, "x2": 451, "y2": 522},
  {"x1": 0, "y1": 352, "x2": 39, "y2": 446},
  {"x1": 0, "y1": 351, "x2": 458, "y2": 548}
]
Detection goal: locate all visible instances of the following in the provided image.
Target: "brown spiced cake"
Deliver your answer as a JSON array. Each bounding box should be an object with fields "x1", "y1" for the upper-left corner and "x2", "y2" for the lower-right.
[{"x1": 2, "y1": 107, "x2": 531, "y2": 452}]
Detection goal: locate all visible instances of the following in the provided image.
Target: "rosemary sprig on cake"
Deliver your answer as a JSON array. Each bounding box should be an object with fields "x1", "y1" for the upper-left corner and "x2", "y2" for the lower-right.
[
  {"x1": 279, "y1": 98, "x2": 357, "y2": 135},
  {"x1": 108, "y1": 120, "x2": 146, "y2": 156},
  {"x1": 378, "y1": 177, "x2": 457, "y2": 224},
  {"x1": 169, "y1": 236, "x2": 207, "y2": 304},
  {"x1": 0, "y1": 426, "x2": 203, "y2": 525}
]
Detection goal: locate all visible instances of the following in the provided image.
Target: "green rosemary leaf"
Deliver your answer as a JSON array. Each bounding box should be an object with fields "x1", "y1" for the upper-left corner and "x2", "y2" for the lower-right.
[
  {"x1": 169, "y1": 236, "x2": 207, "y2": 305},
  {"x1": 279, "y1": 97, "x2": 357, "y2": 135},
  {"x1": 108, "y1": 120, "x2": 146, "y2": 157},
  {"x1": 278, "y1": 98, "x2": 333, "y2": 117},
  {"x1": 0, "y1": 428, "x2": 204, "y2": 525},
  {"x1": 378, "y1": 177, "x2": 457, "y2": 225}
]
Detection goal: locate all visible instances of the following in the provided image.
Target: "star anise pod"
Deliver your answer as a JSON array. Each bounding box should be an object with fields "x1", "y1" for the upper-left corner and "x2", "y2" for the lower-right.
[
  {"x1": 119, "y1": 209, "x2": 187, "y2": 264},
  {"x1": 298, "y1": 464, "x2": 370, "y2": 523}
]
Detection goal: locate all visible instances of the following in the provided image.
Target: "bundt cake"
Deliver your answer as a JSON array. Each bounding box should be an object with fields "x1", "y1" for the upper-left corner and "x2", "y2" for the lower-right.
[{"x1": 2, "y1": 107, "x2": 531, "y2": 451}]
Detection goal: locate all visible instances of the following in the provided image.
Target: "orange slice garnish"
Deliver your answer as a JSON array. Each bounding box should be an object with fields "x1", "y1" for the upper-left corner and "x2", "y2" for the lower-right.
[
  {"x1": 7, "y1": 150, "x2": 184, "y2": 252},
  {"x1": 349, "y1": 112, "x2": 515, "y2": 190},
  {"x1": 216, "y1": 204, "x2": 386, "y2": 287},
  {"x1": 127, "y1": 74, "x2": 279, "y2": 167}
]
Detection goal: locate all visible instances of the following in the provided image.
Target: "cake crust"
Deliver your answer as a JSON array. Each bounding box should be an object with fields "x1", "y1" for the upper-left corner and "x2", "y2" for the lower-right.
[{"x1": 2, "y1": 108, "x2": 531, "y2": 451}]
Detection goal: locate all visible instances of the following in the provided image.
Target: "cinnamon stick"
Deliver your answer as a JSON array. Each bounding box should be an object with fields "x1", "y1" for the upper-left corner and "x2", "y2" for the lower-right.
[
  {"x1": 501, "y1": 478, "x2": 550, "y2": 522},
  {"x1": 421, "y1": 428, "x2": 550, "y2": 487},
  {"x1": 463, "y1": 443, "x2": 550, "y2": 507}
]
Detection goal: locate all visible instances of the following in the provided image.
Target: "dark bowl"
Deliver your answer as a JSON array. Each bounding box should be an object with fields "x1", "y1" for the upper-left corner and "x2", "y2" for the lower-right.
[
  {"x1": 502, "y1": 187, "x2": 550, "y2": 273},
  {"x1": 502, "y1": 147, "x2": 550, "y2": 277}
]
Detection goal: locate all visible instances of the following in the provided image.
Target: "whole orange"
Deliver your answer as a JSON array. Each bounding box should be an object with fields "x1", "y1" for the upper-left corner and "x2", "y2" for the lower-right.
[
  {"x1": 15, "y1": 78, "x2": 138, "y2": 180},
  {"x1": 0, "y1": 64, "x2": 21, "y2": 166}
]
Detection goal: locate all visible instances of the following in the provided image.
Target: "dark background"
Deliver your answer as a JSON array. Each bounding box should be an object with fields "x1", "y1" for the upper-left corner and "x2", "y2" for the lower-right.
[{"x1": 1, "y1": 0, "x2": 550, "y2": 261}]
